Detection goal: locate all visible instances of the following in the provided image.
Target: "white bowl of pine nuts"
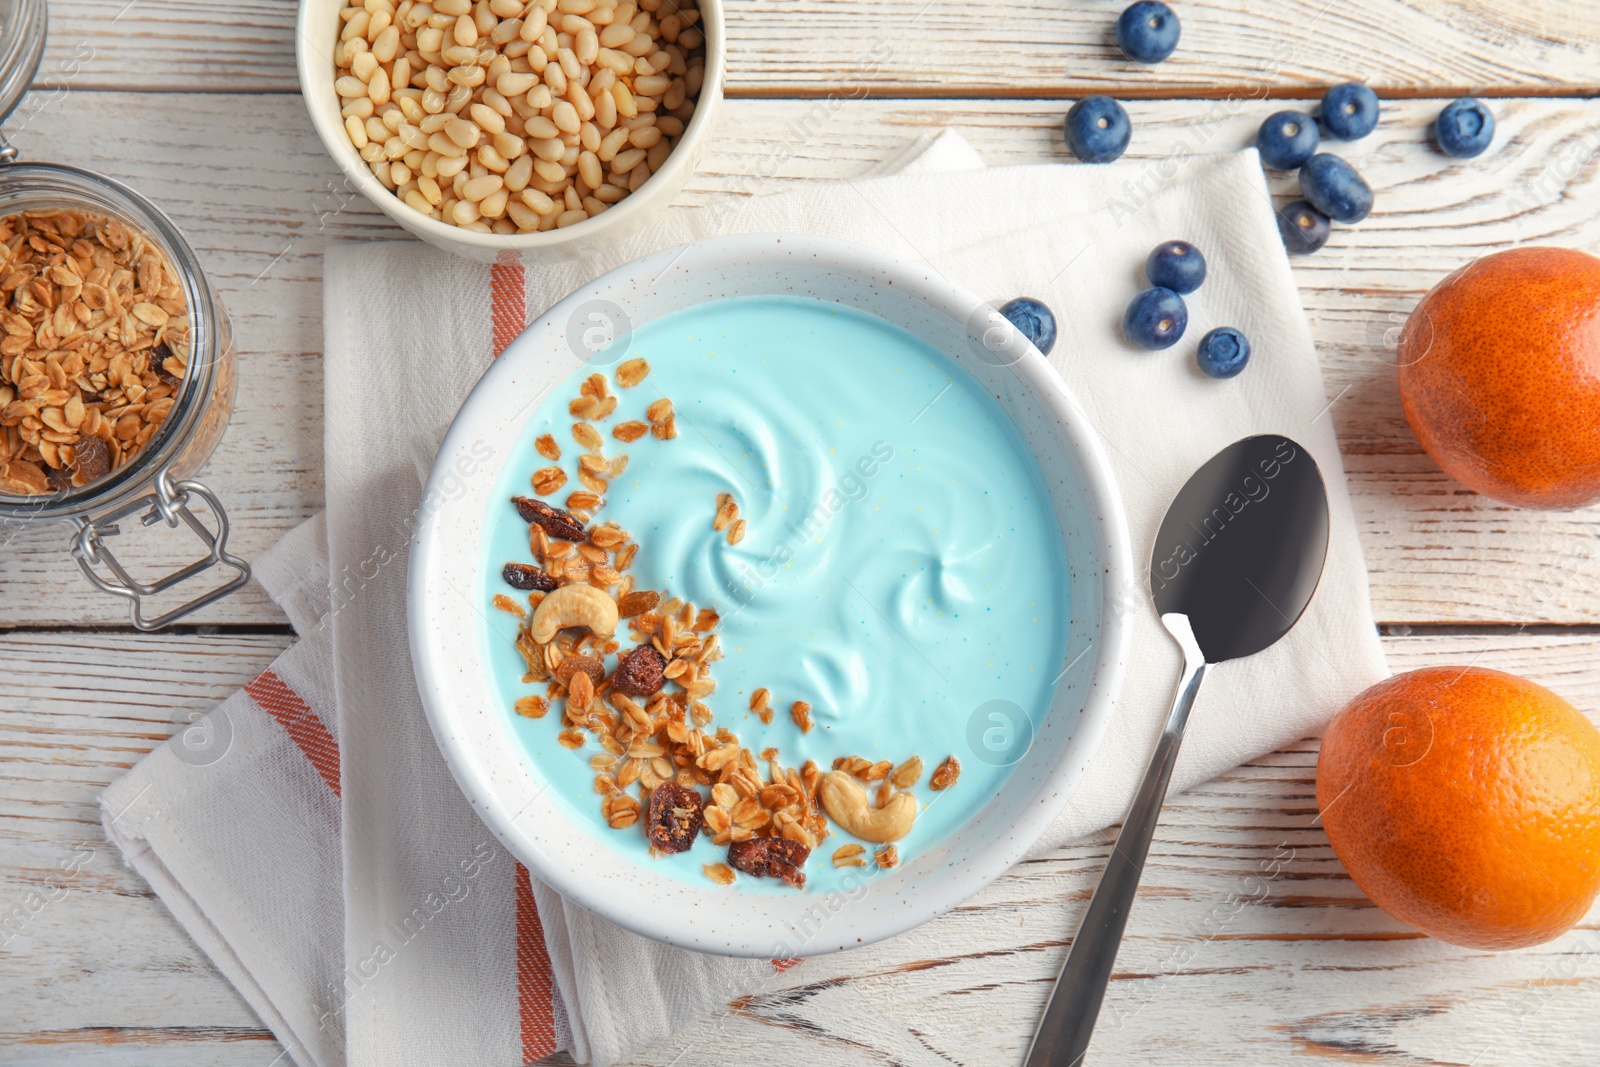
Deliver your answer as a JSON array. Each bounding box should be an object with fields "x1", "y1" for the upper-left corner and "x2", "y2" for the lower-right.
[{"x1": 296, "y1": 0, "x2": 722, "y2": 262}]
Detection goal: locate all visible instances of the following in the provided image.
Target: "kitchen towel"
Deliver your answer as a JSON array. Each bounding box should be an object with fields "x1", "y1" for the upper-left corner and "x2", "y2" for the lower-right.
[{"x1": 101, "y1": 130, "x2": 1387, "y2": 1067}]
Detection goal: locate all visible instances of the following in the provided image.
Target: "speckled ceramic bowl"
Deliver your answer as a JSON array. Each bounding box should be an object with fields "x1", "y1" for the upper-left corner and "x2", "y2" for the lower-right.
[{"x1": 410, "y1": 233, "x2": 1132, "y2": 956}]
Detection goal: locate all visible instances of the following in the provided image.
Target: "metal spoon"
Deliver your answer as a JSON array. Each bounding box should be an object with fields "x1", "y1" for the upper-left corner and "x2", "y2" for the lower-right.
[{"x1": 1025, "y1": 434, "x2": 1330, "y2": 1066}]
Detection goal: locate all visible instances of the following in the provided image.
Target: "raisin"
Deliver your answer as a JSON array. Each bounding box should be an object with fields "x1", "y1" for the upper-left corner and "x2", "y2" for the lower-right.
[
  {"x1": 727, "y1": 838, "x2": 810, "y2": 888},
  {"x1": 502, "y1": 562, "x2": 559, "y2": 591},
  {"x1": 616, "y1": 589, "x2": 660, "y2": 618},
  {"x1": 646, "y1": 781, "x2": 704, "y2": 853},
  {"x1": 612, "y1": 645, "x2": 666, "y2": 697},
  {"x1": 44, "y1": 464, "x2": 71, "y2": 492},
  {"x1": 71, "y1": 436, "x2": 110, "y2": 484},
  {"x1": 512, "y1": 495, "x2": 587, "y2": 541},
  {"x1": 151, "y1": 341, "x2": 182, "y2": 387},
  {"x1": 552, "y1": 653, "x2": 606, "y2": 688}
]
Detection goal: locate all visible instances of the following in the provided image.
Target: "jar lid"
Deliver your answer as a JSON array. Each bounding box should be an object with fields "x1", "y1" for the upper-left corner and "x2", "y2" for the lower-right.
[{"x1": 0, "y1": 0, "x2": 46, "y2": 136}]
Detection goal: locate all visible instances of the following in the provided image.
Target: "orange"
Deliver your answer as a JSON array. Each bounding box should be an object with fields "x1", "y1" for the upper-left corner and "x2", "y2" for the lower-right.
[
  {"x1": 1398, "y1": 246, "x2": 1600, "y2": 509},
  {"x1": 1316, "y1": 666, "x2": 1600, "y2": 949}
]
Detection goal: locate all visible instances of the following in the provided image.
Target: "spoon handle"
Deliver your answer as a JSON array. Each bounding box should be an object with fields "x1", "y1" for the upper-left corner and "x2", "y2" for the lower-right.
[{"x1": 1024, "y1": 613, "x2": 1209, "y2": 1067}]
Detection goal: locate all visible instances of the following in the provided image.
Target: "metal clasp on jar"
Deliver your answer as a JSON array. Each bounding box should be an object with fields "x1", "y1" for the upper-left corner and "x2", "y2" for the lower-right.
[{"x1": 69, "y1": 468, "x2": 250, "y2": 630}]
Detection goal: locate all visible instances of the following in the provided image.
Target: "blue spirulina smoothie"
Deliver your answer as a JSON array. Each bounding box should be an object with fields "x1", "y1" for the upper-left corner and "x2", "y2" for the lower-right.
[{"x1": 481, "y1": 295, "x2": 1070, "y2": 895}]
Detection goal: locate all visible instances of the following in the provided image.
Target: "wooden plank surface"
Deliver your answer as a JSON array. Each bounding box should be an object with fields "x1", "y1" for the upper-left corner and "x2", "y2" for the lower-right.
[
  {"x1": 4, "y1": 631, "x2": 1598, "y2": 1065},
  {"x1": 34, "y1": 0, "x2": 1600, "y2": 98},
  {"x1": 5, "y1": 91, "x2": 1600, "y2": 625}
]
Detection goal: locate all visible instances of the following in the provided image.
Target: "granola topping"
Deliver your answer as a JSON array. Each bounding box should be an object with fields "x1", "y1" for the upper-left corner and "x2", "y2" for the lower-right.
[
  {"x1": 0, "y1": 210, "x2": 190, "y2": 497},
  {"x1": 498, "y1": 365, "x2": 956, "y2": 890}
]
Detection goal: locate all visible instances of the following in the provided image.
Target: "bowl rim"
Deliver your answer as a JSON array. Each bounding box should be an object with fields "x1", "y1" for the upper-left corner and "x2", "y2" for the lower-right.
[
  {"x1": 409, "y1": 232, "x2": 1134, "y2": 956},
  {"x1": 293, "y1": 0, "x2": 727, "y2": 253}
]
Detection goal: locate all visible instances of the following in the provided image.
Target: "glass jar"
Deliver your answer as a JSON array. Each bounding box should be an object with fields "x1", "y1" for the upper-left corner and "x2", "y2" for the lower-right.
[{"x1": 0, "y1": 0, "x2": 248, "y2": 628}]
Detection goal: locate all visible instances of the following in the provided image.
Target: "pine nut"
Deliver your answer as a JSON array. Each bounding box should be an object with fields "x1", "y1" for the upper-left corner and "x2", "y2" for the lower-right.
[
  {"x1": 450, "y1": 198, "x2": 481, "y2": 225},
  {"x1": 480, "y1": 187, "x2": 511, "y2": 218},
  {"x1": 597, "y1": 126, "x2": 630, "y2": 160},
  {"x1": 610, "y1": 147, "x2": 645, "y2": 173},
  {"x1": 578, "y1": 149, "x2": 603, "y2": 188},
  {"x1": 478, "y1": 144, "x2": 511, "y2": 172},
  {"x1": 521, "y1": 188, "x2": 557, "y2": 214},
  {"x1": 629, "y1": 124, "x2": 661, "y2": 148},
  {"x1": 505, "y1": 155, "x2": 534, "y2": 191},
  {"x1": 493, "y1": 130, "x2": 526, "y2": 158},
  {"x1": 525, "y1": 115, "x2": 560, "y2": 138},
  {"x1": 551, "y1": 99, "x2": 581, "y2": 132},
  {"x1": 531, "y1": 136, "x2": 565, "y2": 161},
  {"x1": 556, "y1": 208, "x2": 588, "y2": 227},
  {"x1": 462, "y1": 173, "x2": 503, "y2": 202},
  {"x1": 470, "y1": 102, "x2": 506, "y2": 133},
  {"x1": 444, "y1": 115, "x2": 481, "y2": 147},
  {"x1": 533, "y1": 157, "x2": 569, "y2": 183},
  {"x1": 633, "y1": 73, "x2": 669, "y2": 97},
  {"x1": 599, "y1": 22, "x2": 634, "y2": 48}
]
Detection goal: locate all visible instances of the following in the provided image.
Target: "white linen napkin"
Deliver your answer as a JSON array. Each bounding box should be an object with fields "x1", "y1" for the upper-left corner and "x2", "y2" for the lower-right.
[{"x1": 101, "y1": 130, "x2": 1386, "y2": 1067}]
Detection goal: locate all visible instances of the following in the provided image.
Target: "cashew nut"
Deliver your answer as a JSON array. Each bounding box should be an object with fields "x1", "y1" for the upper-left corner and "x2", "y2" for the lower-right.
[
  {"x1": 530, "y1": 583, "x2": 619, "y2": 644},
  {"x1": 818, "y1": 770, "x2": 918, "y2": 843}
]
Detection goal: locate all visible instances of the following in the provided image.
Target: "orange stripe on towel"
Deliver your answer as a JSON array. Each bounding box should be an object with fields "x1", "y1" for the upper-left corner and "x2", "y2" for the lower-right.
[
  {"x1": 244, "y1": 670, "x2": 342, "y2": 798},
  {"x1": 515, "y1": 862, "x2": 559, "y2": 1062},
  {"x1": 491, "y1": 257, "x2": 526, "y2": 358}
]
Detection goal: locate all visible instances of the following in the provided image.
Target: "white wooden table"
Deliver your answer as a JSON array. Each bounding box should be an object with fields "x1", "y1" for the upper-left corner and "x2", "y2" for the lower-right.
[{"x1": 5, "y1": 2, "x2": 1600, "y2": 1063}]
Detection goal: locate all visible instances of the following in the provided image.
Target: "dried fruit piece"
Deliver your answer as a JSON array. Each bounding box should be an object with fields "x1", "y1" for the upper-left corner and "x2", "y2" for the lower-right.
[
  {"x1": 502, "y1": 562, "x2": 559, "y2": 592},
  {"x1": 930, "y1": 755, "x2": 961, "y2": 791},
  {"x1": 613, "y1": 644, "x2": 666, "y2": 696},
  {"x1": 553, "y1": 654, "x2": 606, "y2": 688},
  {"x1": 70, "y1": 436, "x2": 111, "y2": 485},
  {"x1": 151, "y1": 341, "x2": 182, "y2": 387},
  {"x1": 615, "y1": 357, "x2": 650, "y2": 387},
  {"x1": 727, "y1": 837, "x2": 810, "y2": 888},
  {"x1": 616, "y1": 589, "x2": 660, "y2": 618},
  {"x1": 512, "y1": 495, "x2": 587, "y2": 541},
  {"x1": 646, "y1": 781, "x2": 705, "y2": 853},
  {"x1": 535, "y1": 434, "x2": 561, "y2": 461}
]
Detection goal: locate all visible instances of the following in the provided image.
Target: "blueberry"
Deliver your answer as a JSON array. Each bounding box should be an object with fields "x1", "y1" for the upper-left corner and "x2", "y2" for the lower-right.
[
  {"x1": 1256, "y1": 110, "x2": 1321, "y2": 170},
  {"x1": 1320, "y1": 82, "x2": 1380, "y2": 141},
  {"x1": 1146, "y1": 240, "x2": 1206, "y2": 294},
  {"x1": 1064, "y1": 96, "x2": 1132, "y2": 163},
  {"x1": 1123, "y1": 287, "x2": 1187, "y2": 350},
  {"x1": 1116, "y1": 1, "x2": 1181, "y2": 63},
  {"x1": 998, "y1": 297, "x2": 1058, "y2": 356},
  {"x1": 1275, "y1": 199, "x2": 1332, "y2": 255},
  {"x1": 1298, "y1": 154, "x2": 1374, "y2": 223},
  {"x1": 1434, "y1": 98, "x2": 1495, "y2": 159},
  {"x1": 1196, "y1": 327, "x2": 1251, "y2": 379}
]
